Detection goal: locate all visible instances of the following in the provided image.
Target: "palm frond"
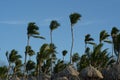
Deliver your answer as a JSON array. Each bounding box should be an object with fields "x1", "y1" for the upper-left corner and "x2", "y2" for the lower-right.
[
  {"x1": 49, "y1": 20, "x2": 60, "y2": 31},
  {"x1": 32, "y1": 35, "x2": 45, "y2": 39},
  {"x1": 69, "y1": 13, "x2": 82, "y2": 26}
]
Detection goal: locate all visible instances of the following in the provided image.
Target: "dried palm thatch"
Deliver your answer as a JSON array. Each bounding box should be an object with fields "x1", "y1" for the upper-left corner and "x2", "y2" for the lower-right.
[
  {"x1": 80, "y1": 65, "x2": 103, "y2": 79},
  {"x1": 53, "y1": 65, "x2": 79, "y2": 80},
  {"x1": 54, "y1": 76, "x2": 68, "y2": 80},
  {"x1": 64, "y1": 65, "x2": 79, "y2": 77},
  {"x1": 102, "y1": 63, "x2": 120, "y2": 80}
]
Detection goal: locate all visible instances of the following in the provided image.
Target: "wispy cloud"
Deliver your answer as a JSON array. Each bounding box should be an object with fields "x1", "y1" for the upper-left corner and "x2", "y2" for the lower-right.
[
  {"x1": 39, "y1": 17, "x2": 63, "y2": 26},
  {"x1": 44, "y1": 17, "x2": 63, "y2": 22},
  {"x1": 0, "y1": 20, "x2": 27, "y2": 25}
]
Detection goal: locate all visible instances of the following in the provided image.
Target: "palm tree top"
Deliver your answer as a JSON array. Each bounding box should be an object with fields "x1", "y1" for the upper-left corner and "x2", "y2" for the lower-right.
[
  {"x1": 85, "y1": 34, "x2": 94, "y2": 43},
  {"x1": 7, "y1": 49, "x2": 22, "y2": 63},
  {"x1": 62, "y1": 50, "x2": 68, "y2": 56},
  {"x1": 99, "y1": 30, "x2": 110, "y2": 43},
  {"x1": 69, "y1": 12, "x2": 82, "y2": 26},
  {"x1": 49, "y1": 20, "x2": 60, "y2": 31},
  {"x1": 27, "y1": 22, "x2": 39, "y2": 35},
  {"x1": 111, "y1": 27, "x2": 119, "y2": 37}
]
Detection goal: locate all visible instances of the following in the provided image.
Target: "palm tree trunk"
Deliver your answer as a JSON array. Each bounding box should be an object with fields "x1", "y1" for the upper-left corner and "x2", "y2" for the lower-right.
[
  {"x1": 36, "y1": 65, "x2": 39, "y2": 80},
  {"x1": 63, "y1": 56, "x2": 64, "y2": 61},
  {"x1": 117, "y1": 51, "x2": 120, "y2": 63},
  {"x1": 50, "y1": 30, "x2": 53, "y2": 76},
  {"x1": 24, "y1": 35, "x2": 30, "y2": 80},
  {"x1": 85, "y1": 43, "x2": 87, "y2": 51},
  {"x1": 50, "y1": 30, "x2": 52, "y2": 44},
  {"x1": 70, "y1": 25, "x2": 74, "y2": 64},
  {"x1": 112, "y1": 42, "x2": 114, "y2": 57},
  {"x1": 7, "y1": 63, "x2": 11, "y2": 80}
]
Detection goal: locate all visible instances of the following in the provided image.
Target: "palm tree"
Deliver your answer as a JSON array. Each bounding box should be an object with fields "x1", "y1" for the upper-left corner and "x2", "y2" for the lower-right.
[
  {"x1": 49, "y1": 20, "x2": 60, "y2": 74},
  {"x1": 99, "y1": 30, "x2": 110, "y2": 43},
  {"x1": 77, "y1": 54, "x2": 89, "y2": 71},
  {"x1": 25, "y1": 45, "x2": 35, "y2": 60},
  {"x1": 77, "y1": 43, "x2": 115, "y2": 71},
  {"x1": 84, "y1": 34, "x2": 94, "y2": 49},
  {"x1": 36, "y1": 43, "x2": 52, "y2": 80},
  {"x1": 53, "y1": 59, "x2": 67, "y2": 73},
  {"x1": 69, "y1": 12, "x2": 81, "y2": 64},
  {"x1": 72, "y1": 53, "x2": 80, "y2": 65},
  {"x1": 26, "y1": 60, "x2": 35, "y2": 75},
  {"x1": 0, "y1": 66, "x2": 8, "y2": 79},
  {"x1": 24, "y1": 22, "x2": 45, "y2": 78},
  {"x1": 62, "y1": 50, "x2": 68, "y2": 61},
  {"x1": 41, "y1": 58, "x2": 51, "y2": 74},
  {"x1": 13, "y1": 59, "x2": 22, "y2": 77},
  {"x1": 111, "y1": 27, "x2": 119, "y2": 59},
  {"x1": 89, "y1": 44, "x2": 115, "y2": 69},
  {"x1": 49, "y1": 20, "x2": 60, "y2": 44},
  {"x1": 6, "y1": 49, "x2": 22, "y2": 79}
]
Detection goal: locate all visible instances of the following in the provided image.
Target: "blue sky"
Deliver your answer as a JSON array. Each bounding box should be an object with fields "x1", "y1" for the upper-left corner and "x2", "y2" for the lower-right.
[{"x1": 0, "y1": 0, "x2": 120, "y2": 66}]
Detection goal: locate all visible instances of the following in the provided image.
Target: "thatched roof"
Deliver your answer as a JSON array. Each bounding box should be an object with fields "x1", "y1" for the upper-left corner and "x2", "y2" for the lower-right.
[{"x1": 80, "y1": 65, "x2": 103, "y2": 79}]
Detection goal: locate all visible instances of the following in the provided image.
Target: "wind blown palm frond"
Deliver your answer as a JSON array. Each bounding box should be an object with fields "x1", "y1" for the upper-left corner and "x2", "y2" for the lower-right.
[
  {"x1": 111, "y1": 27, "x2": 119, "y2": 37},
  {"x1": 99, "y1": 30, "x2": 110, "y2": 43},
  {"x1": 49, "y1": 20, "x2": 60, "y2": 31},
  {"x1": 84, "y1": 34, "x2": 94, "y2": 49},
  {"x1": 69, "y1": 13, "x2": 81, "y2": 26},
  {"x1": 26, "y1": 60, "x2": 35, "y2": 72},
  {"x1": 9, "y1": 49, "x2": 22, "y2": 63},
  {"x1": 85, "y1": 34, "x2": 94, "y2": 43},
  {"x1": 32, "y1": 35, "x2": 45, "y2": 39},
  {"x1": 27, "y1": 22, "x2": 39, "y2": 35},
  {"x1": 72, "y1": 53, "x2": 80, "y2": 64}
]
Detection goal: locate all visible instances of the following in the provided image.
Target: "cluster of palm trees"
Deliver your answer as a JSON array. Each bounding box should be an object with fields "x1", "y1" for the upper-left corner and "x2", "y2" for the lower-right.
[{"x1": 0, "y1": 12, "x2": 120, "y2": 80}]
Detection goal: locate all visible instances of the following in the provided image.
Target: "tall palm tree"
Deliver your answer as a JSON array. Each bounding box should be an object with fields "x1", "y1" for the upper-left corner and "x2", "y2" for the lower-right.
[
  {"x1": 49, "y1": 20, "x2": 60, "y2": 44},
  {"x1": 49, "y1": 20, "x2": 60, "y2": 74},
  {"x1": 62, "y1": 50, "x2": 68, "y2": 61},
  {"x1": 24, "y1": 22, "x2": 45, "y2": 78},
  {"x1": 69, "y1": 13, "x2": 81, "y2": 64},
  {"x1": 116, "y1": 34, "x2": 120, "y2": 63}
]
